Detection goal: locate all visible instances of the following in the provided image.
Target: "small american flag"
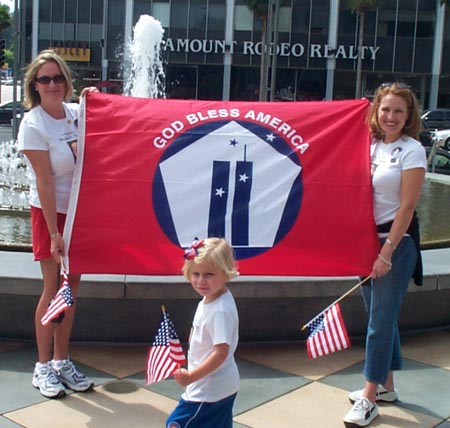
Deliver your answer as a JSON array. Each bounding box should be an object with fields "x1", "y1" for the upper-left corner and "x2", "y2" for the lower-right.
[
  {"x1": 146, "y1": 308, "x2": 187, "y2": 385},
  {"x1": 306, "y1": 303, "x2": 350, "y2": 359},
  {"x1": 40, "y1": 274, "x2": 74, "y2": 326}
]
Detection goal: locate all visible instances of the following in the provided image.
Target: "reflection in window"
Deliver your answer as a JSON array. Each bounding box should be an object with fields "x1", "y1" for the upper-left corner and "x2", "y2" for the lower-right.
[
  {"x1": 171, "y1": 0, "x2": 189, "y2": 30},
  {"x1": 153, "y1": 3, "x2": 170, "y2": 28},
  {"x1": 208, "y1": 4, "x2": 225, "y2": 33},
  {"x1": 235, "y1": 5, "x2": 253, "y2": 31},
  {"x1": 190, "y1": 1, "x2": 207, "y2": 33}
]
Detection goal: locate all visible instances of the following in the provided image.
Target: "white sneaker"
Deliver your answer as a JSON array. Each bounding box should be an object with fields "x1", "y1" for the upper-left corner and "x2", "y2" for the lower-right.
[
  {"x1": 348, "y1": 385, "x2": 398, "y2": 403},
  {"x1": 52, "y1": 359, "x2": 94, "y2": 392},
  {"x1": 344, "y1": 397, "x2": 378, "y2": 427},
  {"x1": 32, "y1": 362, "x2": 66, "y2": 398}
]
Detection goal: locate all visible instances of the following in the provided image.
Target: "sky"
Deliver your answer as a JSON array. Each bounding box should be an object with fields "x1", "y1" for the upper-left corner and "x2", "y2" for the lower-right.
[{"x1": 1, "y1": 1, "x2": 15, "y2": 12}]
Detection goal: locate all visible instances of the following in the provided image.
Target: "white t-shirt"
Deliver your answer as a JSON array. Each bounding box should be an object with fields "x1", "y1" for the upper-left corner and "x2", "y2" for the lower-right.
[
  {"x1": 371, "y1": 136, "x2": 426, "y2": 225},
  {"x1": 183, "y1": 289, "x2": 239, "y2": 402},
  {"x1": 18, "y1": 103, "x2": 79, "y2": 213}
]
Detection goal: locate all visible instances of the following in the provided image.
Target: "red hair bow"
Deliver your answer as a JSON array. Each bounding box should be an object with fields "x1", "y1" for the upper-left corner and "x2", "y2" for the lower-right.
[{"x1": 184, "y1": 238, "x2": 204, "y2": 260}]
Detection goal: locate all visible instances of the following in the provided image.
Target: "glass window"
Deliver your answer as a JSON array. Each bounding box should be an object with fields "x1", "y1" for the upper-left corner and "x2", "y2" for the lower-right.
[
  {"x1": 90, "y1": 23, "x2": 103, "y2": 41},
  {"x1": 291, "y1": 3, "x2": 310, "y2": 36},
  {"x1": 208, "y1": 4, "x2": 225, "y2": 33},
  {"x1": 134, "y1": 0, "x2": 151, "y2": 20},
  {"x1": 92, "y1": 0, "x2": 104, "y2": 24},
  {"x1": 235, "y1": 5, "x2": 253, "y2": 31},
  {"x1": 64, "y1": 23, "x2": 75, "y2": 41},
  {"x1": 65, "y1": 1, "x2": 77, "y2": 24},
  {"x1": 39, "y1": 23, "x2": 52, "y2": 40},
  {"x1": 52, "y1": 1, "x2": 63, "y2": 23},
  {"x1": 190, "y1": 0, "x2": 207, "y2": 33},
  {"x1": 78, "y1": 23, "x2": 91, "y2": 42},
  {"x1": 166, "y1": 65, "x2": 197, "y2": 99},
  {"x1": 310, "y1": 0, "x2": 328, "y2": 35},
  {"x1": 278, "y1": 6, "x2": 291, "y2": 33},
  {"x1": 79, "y1": 0, "x2": 91, "y2": 23},
  {"x1": 52, "y1": 23, "x2": 64, "y2": 41},
  {"x1": 39, "y1": 0, "x2": 51, "y2": 21},
  {"x1": 107, "y1": 0, "x2": 126, "y2": 58},
  {"x1": 153, "y1": 2, "x2": 170, "y2": 27},
  {"x1": 171, "y1": 0, "x2": 188, "y2": 30}
]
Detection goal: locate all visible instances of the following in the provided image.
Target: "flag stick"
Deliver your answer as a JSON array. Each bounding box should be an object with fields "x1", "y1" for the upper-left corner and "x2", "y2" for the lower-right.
[
  {"x1": 162, "y1": 305, "x2": 166, "y2": 315},
  {"x1": 59, "y1": 255, "x2": 68, "y2": 274},
  {"x1": 301, "y1": 276, "x2": 372, "y2": 331}
]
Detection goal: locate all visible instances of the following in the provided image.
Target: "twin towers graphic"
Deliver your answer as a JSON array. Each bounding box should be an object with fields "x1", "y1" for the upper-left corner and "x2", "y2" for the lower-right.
[{"x1": 154, "y1": 120, "x2": 303, "y2": 258}]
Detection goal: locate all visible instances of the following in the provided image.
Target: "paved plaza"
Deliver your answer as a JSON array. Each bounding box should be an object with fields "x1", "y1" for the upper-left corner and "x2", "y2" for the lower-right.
[{"x1": 1, "y1": 329, "x2": 449, "y2": 428}]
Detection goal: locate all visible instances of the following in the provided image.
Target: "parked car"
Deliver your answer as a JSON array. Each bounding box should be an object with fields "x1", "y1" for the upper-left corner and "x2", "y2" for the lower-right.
[
  {"x1": 1, "y1": 77, "x2": 15, "y2": 86},
  {"x1": 0, "y1": 101, "x2": 27, "y2": 125},
  {"x1": 431, "y1": 128, "x2": 450, "y2": 151},
  {"x1": 419, "y1": 126, "x2": 434, "y2": 147},
  {"x1": 425, "y1": 147, "x2": 450, "y2": 175},
  {"x1": 421, "y1": 109, "x2": 450, "y2": 130}
]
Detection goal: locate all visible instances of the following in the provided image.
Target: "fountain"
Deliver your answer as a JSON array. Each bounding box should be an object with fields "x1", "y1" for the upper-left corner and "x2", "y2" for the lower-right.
[
  {"x1": 122, "y1": 14, "x2": 165, "y2": 98},
  {"x1": 0, "y1": 138, "x2": 30, "y2": 250}
]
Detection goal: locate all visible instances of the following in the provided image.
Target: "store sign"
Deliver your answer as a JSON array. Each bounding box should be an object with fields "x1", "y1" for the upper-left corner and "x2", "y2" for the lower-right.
[
  {"x1": 165, "y1": 38, "x2": 380, "y2": 60},
  {"x1": 49, "y1": 42, "x2": 91, "y2": 62}
]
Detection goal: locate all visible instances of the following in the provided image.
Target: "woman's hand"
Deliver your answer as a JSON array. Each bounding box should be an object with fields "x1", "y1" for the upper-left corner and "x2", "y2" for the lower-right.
[
  {"x1": 50, "y1": 233, "x2": 65, "y2": 263},
  {"x1": 80, "y1": 86, "x2": 99, "y2": 97},
  {"x1": 371, "y1": 254, "x2": 391, "y2": 279}
]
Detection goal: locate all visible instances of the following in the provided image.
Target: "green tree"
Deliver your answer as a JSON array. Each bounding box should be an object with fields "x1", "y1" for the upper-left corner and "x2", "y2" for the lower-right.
[
  {"x1": 244, "y1": 0, "x2": 269, "y2": 100},
  {"x1": 0, "y1": 4, "x2": 12, "y2": 33},
  {"x1": 346, "y1": 0, "x2": 383, "y2": 98}
]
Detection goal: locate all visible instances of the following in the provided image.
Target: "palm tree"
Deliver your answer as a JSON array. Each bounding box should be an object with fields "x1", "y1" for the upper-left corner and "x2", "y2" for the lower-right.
[
  {"x1": 244, "y1": 0, "x2": 269, "y2": 100},
  {"x1": 346, "y1": 0, "x2": 382, "y2": 98}
]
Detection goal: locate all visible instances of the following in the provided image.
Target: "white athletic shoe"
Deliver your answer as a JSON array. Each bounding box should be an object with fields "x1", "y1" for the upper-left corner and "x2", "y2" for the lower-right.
[
  {"x1": 32, "y1": 362, "x2": 66, "y2": 398},
  {"x1": 52, "y1": 359, "x2": 94, "y2": 392},
  {"x1": 344, "y1": 397, "x2": 378, "y2": 427},
  {"x1": 348, "y1": 385, "x2": 398, "y2": 403}
]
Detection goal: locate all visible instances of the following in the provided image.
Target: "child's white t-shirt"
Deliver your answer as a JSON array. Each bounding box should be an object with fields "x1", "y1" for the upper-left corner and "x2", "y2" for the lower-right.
[
  {"x1": 183, "y1": 289, "x2": 239, "y2": 402},
  {"x1": 18, "y1": 103, "x2": 79, "y2": 213},
  {"x1": 371, "y1": 136, "x2": 426, "y2": 225}
]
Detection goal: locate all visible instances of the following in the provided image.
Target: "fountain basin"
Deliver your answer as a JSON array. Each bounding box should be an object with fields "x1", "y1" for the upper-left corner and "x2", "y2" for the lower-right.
[{"x1": 1, "y1": 248, "x2": 449, "y2": 343}]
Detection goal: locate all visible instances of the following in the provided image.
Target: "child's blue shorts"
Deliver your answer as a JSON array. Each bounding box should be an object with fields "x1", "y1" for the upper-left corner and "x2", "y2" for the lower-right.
[{"x1": 166, "y1": 392, "x2": 237, "y2": 428}]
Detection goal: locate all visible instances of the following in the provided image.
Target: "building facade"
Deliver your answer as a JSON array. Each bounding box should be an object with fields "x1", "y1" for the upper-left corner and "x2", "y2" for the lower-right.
[{"x1": 19, "y1": 0, "x2": 450, "y2": 109}]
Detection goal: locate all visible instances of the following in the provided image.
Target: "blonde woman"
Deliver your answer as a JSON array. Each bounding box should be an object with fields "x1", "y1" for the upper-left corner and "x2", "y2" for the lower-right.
[{"x1": 19, "y1": 50, "x2": 97, "y2": 398}]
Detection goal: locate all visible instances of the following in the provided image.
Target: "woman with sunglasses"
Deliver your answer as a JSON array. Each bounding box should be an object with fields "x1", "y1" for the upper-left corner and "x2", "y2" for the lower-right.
[
  {"x1": 343, "y1": 83, "x2": 427, "y2": 427},
  {"x1": 18, "y1": 50, "x2": 98, "y2": 398}
]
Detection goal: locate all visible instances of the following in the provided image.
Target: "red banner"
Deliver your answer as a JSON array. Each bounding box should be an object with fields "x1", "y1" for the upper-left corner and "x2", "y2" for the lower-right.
[{"x1": 64, "y1": 94, "x2": 379, "y2": 276}]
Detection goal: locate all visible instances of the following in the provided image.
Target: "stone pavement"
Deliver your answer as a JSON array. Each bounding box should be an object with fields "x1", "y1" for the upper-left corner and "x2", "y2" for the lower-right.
[{"x1": 0, "y1": 328, "x2": 449, "y2": 428}]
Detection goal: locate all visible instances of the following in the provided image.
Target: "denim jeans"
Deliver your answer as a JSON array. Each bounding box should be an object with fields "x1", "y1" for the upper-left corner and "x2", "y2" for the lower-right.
[{"x1": 361, "y1": 236, "x2": 417, "y2": 385}]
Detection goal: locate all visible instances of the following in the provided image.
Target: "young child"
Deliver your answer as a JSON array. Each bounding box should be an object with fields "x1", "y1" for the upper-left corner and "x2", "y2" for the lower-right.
[{"x1": 166, "y1": 237, "x2": 240, "y2": 428}]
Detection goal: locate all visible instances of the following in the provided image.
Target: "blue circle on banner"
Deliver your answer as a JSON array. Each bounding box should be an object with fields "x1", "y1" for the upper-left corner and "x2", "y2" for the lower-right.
[{"x1": 153, "y1": 119, "x2": 303, "y2": 259}]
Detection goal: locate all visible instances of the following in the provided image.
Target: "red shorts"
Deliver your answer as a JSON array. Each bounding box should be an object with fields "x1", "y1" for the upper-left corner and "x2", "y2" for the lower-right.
[{"x1": 30, "y1": 206, "x2": 66, "y2": 261}]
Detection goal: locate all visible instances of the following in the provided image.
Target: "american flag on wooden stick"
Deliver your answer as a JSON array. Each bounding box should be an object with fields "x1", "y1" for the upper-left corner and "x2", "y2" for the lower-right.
[
  {"x1": 146, "y1": 306, "x2": 186, "y2": 385},
  {"x1": 40, "y1": 273, "x2": 74, "y2": 326},
  {"x1": 306, "y1": 303, "x2": 350, "y2": 359}
]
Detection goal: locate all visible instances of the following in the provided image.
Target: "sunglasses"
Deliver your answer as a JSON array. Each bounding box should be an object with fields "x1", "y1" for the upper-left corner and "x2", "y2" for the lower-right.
[
  {"x1": 380, "y1": 82, "x2": 410, "y2": 89},
  {"x1": 35, "y1": 74, "x2": 66, "y2": 85}
]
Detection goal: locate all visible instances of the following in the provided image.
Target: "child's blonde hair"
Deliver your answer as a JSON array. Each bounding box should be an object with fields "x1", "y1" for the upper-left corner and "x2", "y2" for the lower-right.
[{"x1": 182, "y1": 237, "x2": 239, "y2": 281}]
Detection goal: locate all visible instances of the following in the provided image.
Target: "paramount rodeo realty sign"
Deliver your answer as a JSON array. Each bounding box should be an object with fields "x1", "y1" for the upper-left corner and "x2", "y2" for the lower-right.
[{"x1": 164, "y1": 38, "x2": 380, "y2": 60}]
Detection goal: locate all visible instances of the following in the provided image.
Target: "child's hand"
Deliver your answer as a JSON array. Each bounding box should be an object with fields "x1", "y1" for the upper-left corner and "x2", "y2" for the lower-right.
[{"x1": 173, "y1": 367, "x2": 191, "y2": 386}]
